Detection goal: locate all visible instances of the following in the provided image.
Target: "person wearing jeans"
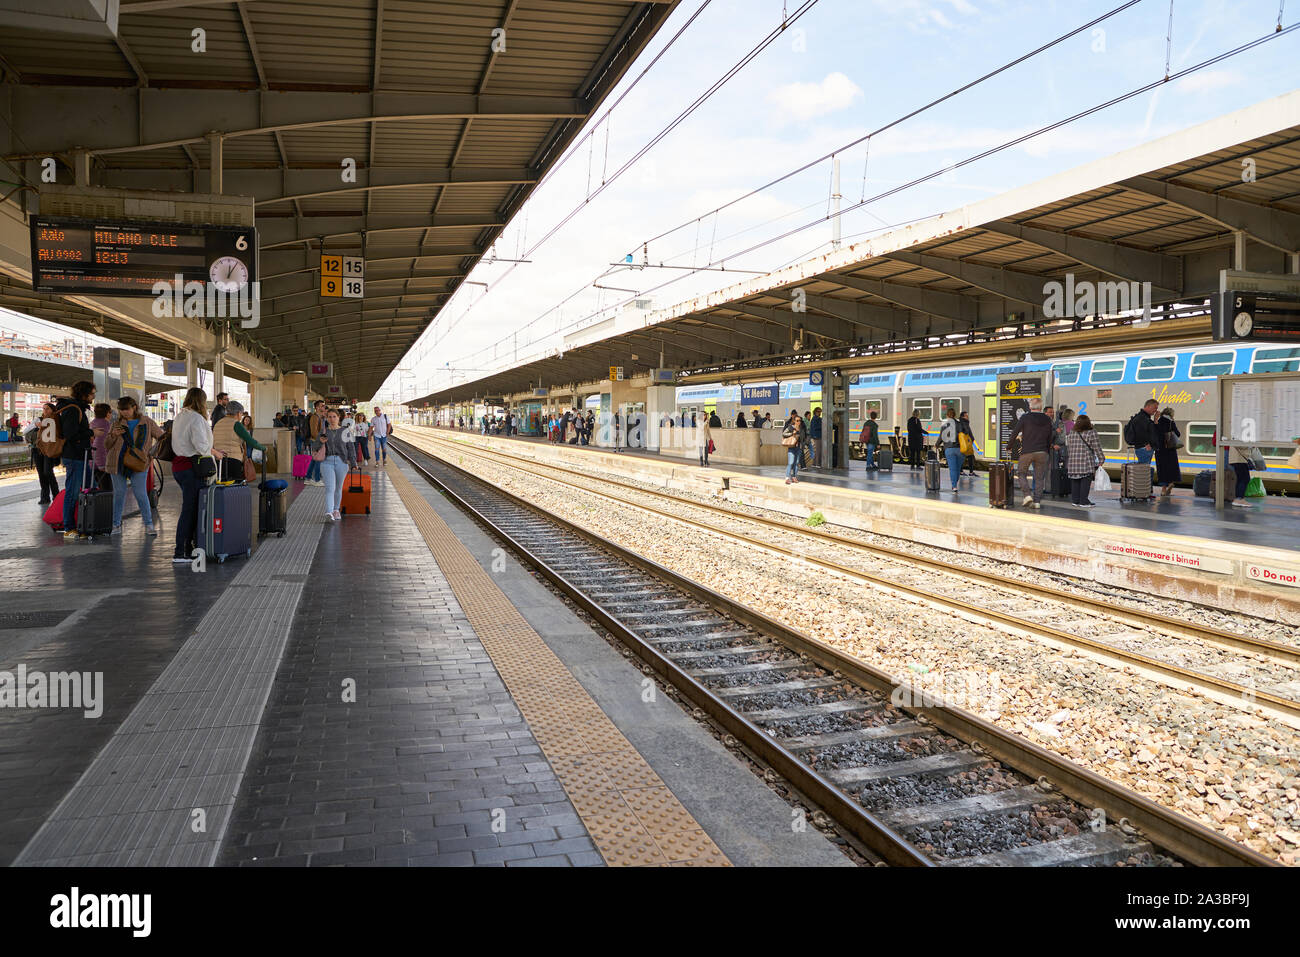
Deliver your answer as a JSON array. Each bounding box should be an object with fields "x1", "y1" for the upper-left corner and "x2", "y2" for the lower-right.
[
  {"x1": 1226, "y1": 445, "x2": 1255, "y2": 508},
  {"x1": 782, "y1": 411, "x2": 805, "y2": 485},
  {"x1": 371, "y1": 406, "x2": 391, "y2": 464},
  {"x1": 53, "y1": 380, "x2": 96, "y2": 538},
  {"x1": 306, "y1": 400, "x2": 327, "y2": 485},
  {"x1": 105, "y1": 395, "x2": 163, "y2": 534},
  {"x1": 938, "y1": 410, "x2": 963, "y2": 492},
  {"x1": 319, "y1": 410, "x2": 349, "y2": 521},
  {"x1": 860, "y1": 411, "x2": 880, "y2": 472}
]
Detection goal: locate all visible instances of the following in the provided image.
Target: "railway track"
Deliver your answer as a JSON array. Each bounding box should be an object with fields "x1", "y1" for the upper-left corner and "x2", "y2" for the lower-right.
[
  {"x1": 403, "y1": 428, "x2": 1300, "y2": 723},
  {"x1": 390, "y1": 435, "x2": 1275, "y2": 868}
]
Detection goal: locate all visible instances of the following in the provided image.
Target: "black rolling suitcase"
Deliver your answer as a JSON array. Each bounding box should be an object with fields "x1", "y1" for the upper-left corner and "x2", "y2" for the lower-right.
[
  {"x1": 257, "y1": 458, "x2": 288, "y2": 538},
  {"x1": 876, "y1": 446, "x2": 893, "y2": 472},
  {"x1": 1046, "y1": 449, "x2": 1070, "y2": 498},
  {"x1": 1193, "y1": 469, "x2": 1215, "y2": 498},
  {"x1": 75, "y1": 451, "x2": 113, "y2": 539},
  {"x1": 198, "y1": 481, "x2": 253, "y2": 562}
]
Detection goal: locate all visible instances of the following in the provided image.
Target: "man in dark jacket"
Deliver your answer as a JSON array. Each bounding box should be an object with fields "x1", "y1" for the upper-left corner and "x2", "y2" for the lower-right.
[
  {"x1": 54, "y1": 380, "x2": 96, "y2": 537},
  {"x1": 210, "y1": 392, "x2": 229, "y2": 426},
  {"x1": 906, "y1": 411, "x2": 928, "y2": 469},
  {"x1": 861, "y1": 411, "x2": 881, "y2": 471},
  {"x1": 1009, "y1": 397, "x2": 1054, "y2": 508},
  {"x1": 808, "y1": 408, "x2": 823, "y2": 468},
  {"x1": 1126, "y1": 399, "x2": 1160, "y2": 467}
]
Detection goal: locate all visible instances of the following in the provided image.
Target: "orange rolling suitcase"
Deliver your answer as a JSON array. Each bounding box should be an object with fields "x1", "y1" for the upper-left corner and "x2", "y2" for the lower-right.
[{"x1": 340, "y1": 466, "x2": 371, "y2": 515}]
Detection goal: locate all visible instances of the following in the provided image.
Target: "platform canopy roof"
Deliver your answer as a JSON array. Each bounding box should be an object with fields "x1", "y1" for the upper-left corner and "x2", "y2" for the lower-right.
[
  {"x1": 0, "y1": 345, "x2": 174, "y2": 395},
  {"x1": 0, "y1": 0, "x2": 681, "y2": 398},
  {"x1": 410, "y1": 90, "x2": 1300, "y2": 406}
]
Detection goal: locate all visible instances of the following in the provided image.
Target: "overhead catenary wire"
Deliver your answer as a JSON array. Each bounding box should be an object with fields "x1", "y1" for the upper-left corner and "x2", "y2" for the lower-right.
[
  {"x1": 425, "y1": 0, "x2": 823, "y2": 356},
  {"x1": 402, "y1": 0, "x2": 715, "y2": 366},
  {"x1": 446, "y1": 17, "x2": 1300, "y2": 376},
  {"x1": 441, "y1": 0, "x2": 1146, "y2": 374},
  {"x1": 632, "y1": 0, "x2": 1144, "y2": 255}
]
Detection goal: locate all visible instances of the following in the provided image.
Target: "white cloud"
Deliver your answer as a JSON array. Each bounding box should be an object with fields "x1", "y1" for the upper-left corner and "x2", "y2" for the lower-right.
[
  {"x1": 767, "y1": 72, "x2": 863, "y2": 122},
  {"x1": 869, "y1": 0, "x2": 980, "y2": 33},
  {"x1": 1175, "y1": 70, "x2": 1244, "y2": 95}
]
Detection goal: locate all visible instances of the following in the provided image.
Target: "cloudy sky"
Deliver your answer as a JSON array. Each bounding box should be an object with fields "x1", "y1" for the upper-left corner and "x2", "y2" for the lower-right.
[
  {"x1": 3, "y1": 1, "x2": 1295, "y2": 406},
  {"x1": 386, "y1": 0, "x2": 1299, "y2": 401}
]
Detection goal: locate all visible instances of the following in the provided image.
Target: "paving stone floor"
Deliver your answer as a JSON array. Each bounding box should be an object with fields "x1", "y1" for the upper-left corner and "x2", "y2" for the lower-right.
[
  {"x1": 218, "y1": 468, "x2": 599, "y2": 866},
  {"x1": 0, "y1": 471, "x2": 308, "y2": 864}
]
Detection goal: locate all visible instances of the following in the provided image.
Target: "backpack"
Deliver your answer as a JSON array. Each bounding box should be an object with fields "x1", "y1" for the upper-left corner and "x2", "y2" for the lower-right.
[
  {"x1": 154, "y1": 429, "x2": 176, "y2": 462},
  {"x1": 37, "y1": 402, "x2": 78, "y2": 459},
  {"x1": 295, "y1": 415, "x2": 310, "y2": 441},
  {"x1": 1122, "y1": 413, "x2": 1140, "y2": 448}
]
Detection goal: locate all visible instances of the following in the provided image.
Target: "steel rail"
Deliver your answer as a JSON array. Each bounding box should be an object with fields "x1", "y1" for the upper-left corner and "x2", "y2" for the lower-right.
[
  {"x1": 391, "y1": 435, "x2": 1276, "y2": 868},
  {"x1": 421, "y1": 428, "x2": 1298, "y2": 664},
  {"x1": 389, "y1": 436, "x2": 931, "y2": 867},
  {"x1": 405, "y1": 430, "x2": 1300, "y2": 722}
]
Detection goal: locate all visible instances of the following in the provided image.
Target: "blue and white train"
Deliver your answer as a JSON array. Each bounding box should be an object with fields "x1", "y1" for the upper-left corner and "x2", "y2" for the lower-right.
[{"x1": 676, "y1": 343, "x2": 1300, "y2": 486}]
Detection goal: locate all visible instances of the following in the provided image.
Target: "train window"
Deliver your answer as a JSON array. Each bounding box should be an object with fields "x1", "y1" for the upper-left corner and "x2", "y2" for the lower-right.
[
  {"x1": 1093, "y1": 421, "x2": 1122, "y2": 452},
  {"x1": 848, "y1": 400, "x2": 861, "y2": 421},
  {"x1": 863, "y1": 399, "x2": 882, "y2": 420},
  {"x1": 911, "y1": 398, "x2": 933, "y2": 420},
  {"x1": 1052, "y1": 362, "x2": 1080, "y2": 386},
  {"x1": 940, "y1": 397, "x2": 962, "y2": 417},
  {"x1": 1189, "y1": 351, "x2": 1234, "y2": 378},
  {"x1": 1251, "y1": 347, "x2": 1300, "y2": 373},
  {"x1": 1187, "y1": 423, "x2": 1216, "y2": 455},
  {"x1": 1090, "y1": 359, "x2": 1126, "y2": 383},
  {"x1": 1136, "y1": 355, "x2": 1176, "y2": 381}
]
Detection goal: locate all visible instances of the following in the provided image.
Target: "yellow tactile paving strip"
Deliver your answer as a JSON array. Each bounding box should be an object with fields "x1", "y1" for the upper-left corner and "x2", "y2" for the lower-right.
[{"x1": 386, "y1": 459, "x2": 730, "y2": 867}]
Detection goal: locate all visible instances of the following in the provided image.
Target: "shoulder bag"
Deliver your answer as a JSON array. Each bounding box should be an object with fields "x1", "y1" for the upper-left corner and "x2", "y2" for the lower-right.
[{"x1": 122, "y1": 420, "x2": 150, "y2": 473}]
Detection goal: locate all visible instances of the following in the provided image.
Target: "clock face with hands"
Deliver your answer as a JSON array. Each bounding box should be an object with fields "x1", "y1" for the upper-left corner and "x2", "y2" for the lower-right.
[
  {"x1": 209, "y1": 256, "x2": 249, "y2": 292},
  {"x1": 1233, "y1": 310, "x2": 1253, "y2": 338}
]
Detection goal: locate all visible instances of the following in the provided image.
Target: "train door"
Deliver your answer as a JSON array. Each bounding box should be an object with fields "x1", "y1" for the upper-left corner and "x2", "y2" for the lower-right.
[{"x1": 984, "y1": 394, "x2": 997, "y2": 459}]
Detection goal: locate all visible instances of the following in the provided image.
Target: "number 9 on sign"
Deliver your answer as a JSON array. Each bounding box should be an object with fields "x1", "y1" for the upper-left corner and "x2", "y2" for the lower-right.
[{"x1": 321, "y1": 276, "x2": 339, "y2": 297}]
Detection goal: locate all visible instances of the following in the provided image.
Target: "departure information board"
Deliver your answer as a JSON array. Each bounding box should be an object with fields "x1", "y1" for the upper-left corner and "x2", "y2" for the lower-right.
[
  {"x1": 996, "y1": 374, "x2": 1049, "y2": 461},
  {"x1": 29, "y1": 216, "x2": 257, "y2": 297}
]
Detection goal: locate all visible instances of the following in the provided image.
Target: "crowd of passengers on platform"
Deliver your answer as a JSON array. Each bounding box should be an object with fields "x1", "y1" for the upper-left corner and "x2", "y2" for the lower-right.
[
  {"x1": 434, "y1": 396, "x2": 1285, "y2": 512},
  {"x1": 20, "y1": 380, "x2": 397, "y2": 551},
  {"x1": 860, "y1": 396, "x2": 1270, "y2": 510}
]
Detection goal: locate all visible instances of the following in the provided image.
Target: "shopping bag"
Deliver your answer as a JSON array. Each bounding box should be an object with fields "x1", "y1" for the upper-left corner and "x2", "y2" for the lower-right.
[
  {"x1": 1245, "y1": 477, "x2": 1265, "y2": 497},
  {"x1": 1093, "y1": 466, "x2": 1112, "y2": 491}
]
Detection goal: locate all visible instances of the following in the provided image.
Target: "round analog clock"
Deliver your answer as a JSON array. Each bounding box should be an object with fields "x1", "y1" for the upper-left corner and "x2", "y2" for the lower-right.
[
  {"x1": 209, "y1": 256, "x2": 249, "y2": 292},
  {"x1": 1233, "y1": 310, "x2": 1253, "y2": 338}
]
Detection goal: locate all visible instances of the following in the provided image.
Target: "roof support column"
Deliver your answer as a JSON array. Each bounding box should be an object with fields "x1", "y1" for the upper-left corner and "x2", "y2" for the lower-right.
[
  {"x1": 1234, "y1": 230, "x2": 1246, "y2": 271},
  {"x1": 206, "y1": 132, "x2": 223, "y2": 195},
  {"x1": 185, "y1": 350, "x2": 197, "y2": 389},
  {"x1": 71, "y1": 149, "x2": 91, "y2": 187}
]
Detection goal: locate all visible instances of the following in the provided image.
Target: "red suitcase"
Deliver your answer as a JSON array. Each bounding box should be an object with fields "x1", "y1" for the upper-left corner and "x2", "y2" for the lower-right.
[
  {"x1": 340, "y1": 468, "x2": 371, "y2": 515},
  {"x1": 44, "y1": 491, "x2": 68, "y2": 531}
]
